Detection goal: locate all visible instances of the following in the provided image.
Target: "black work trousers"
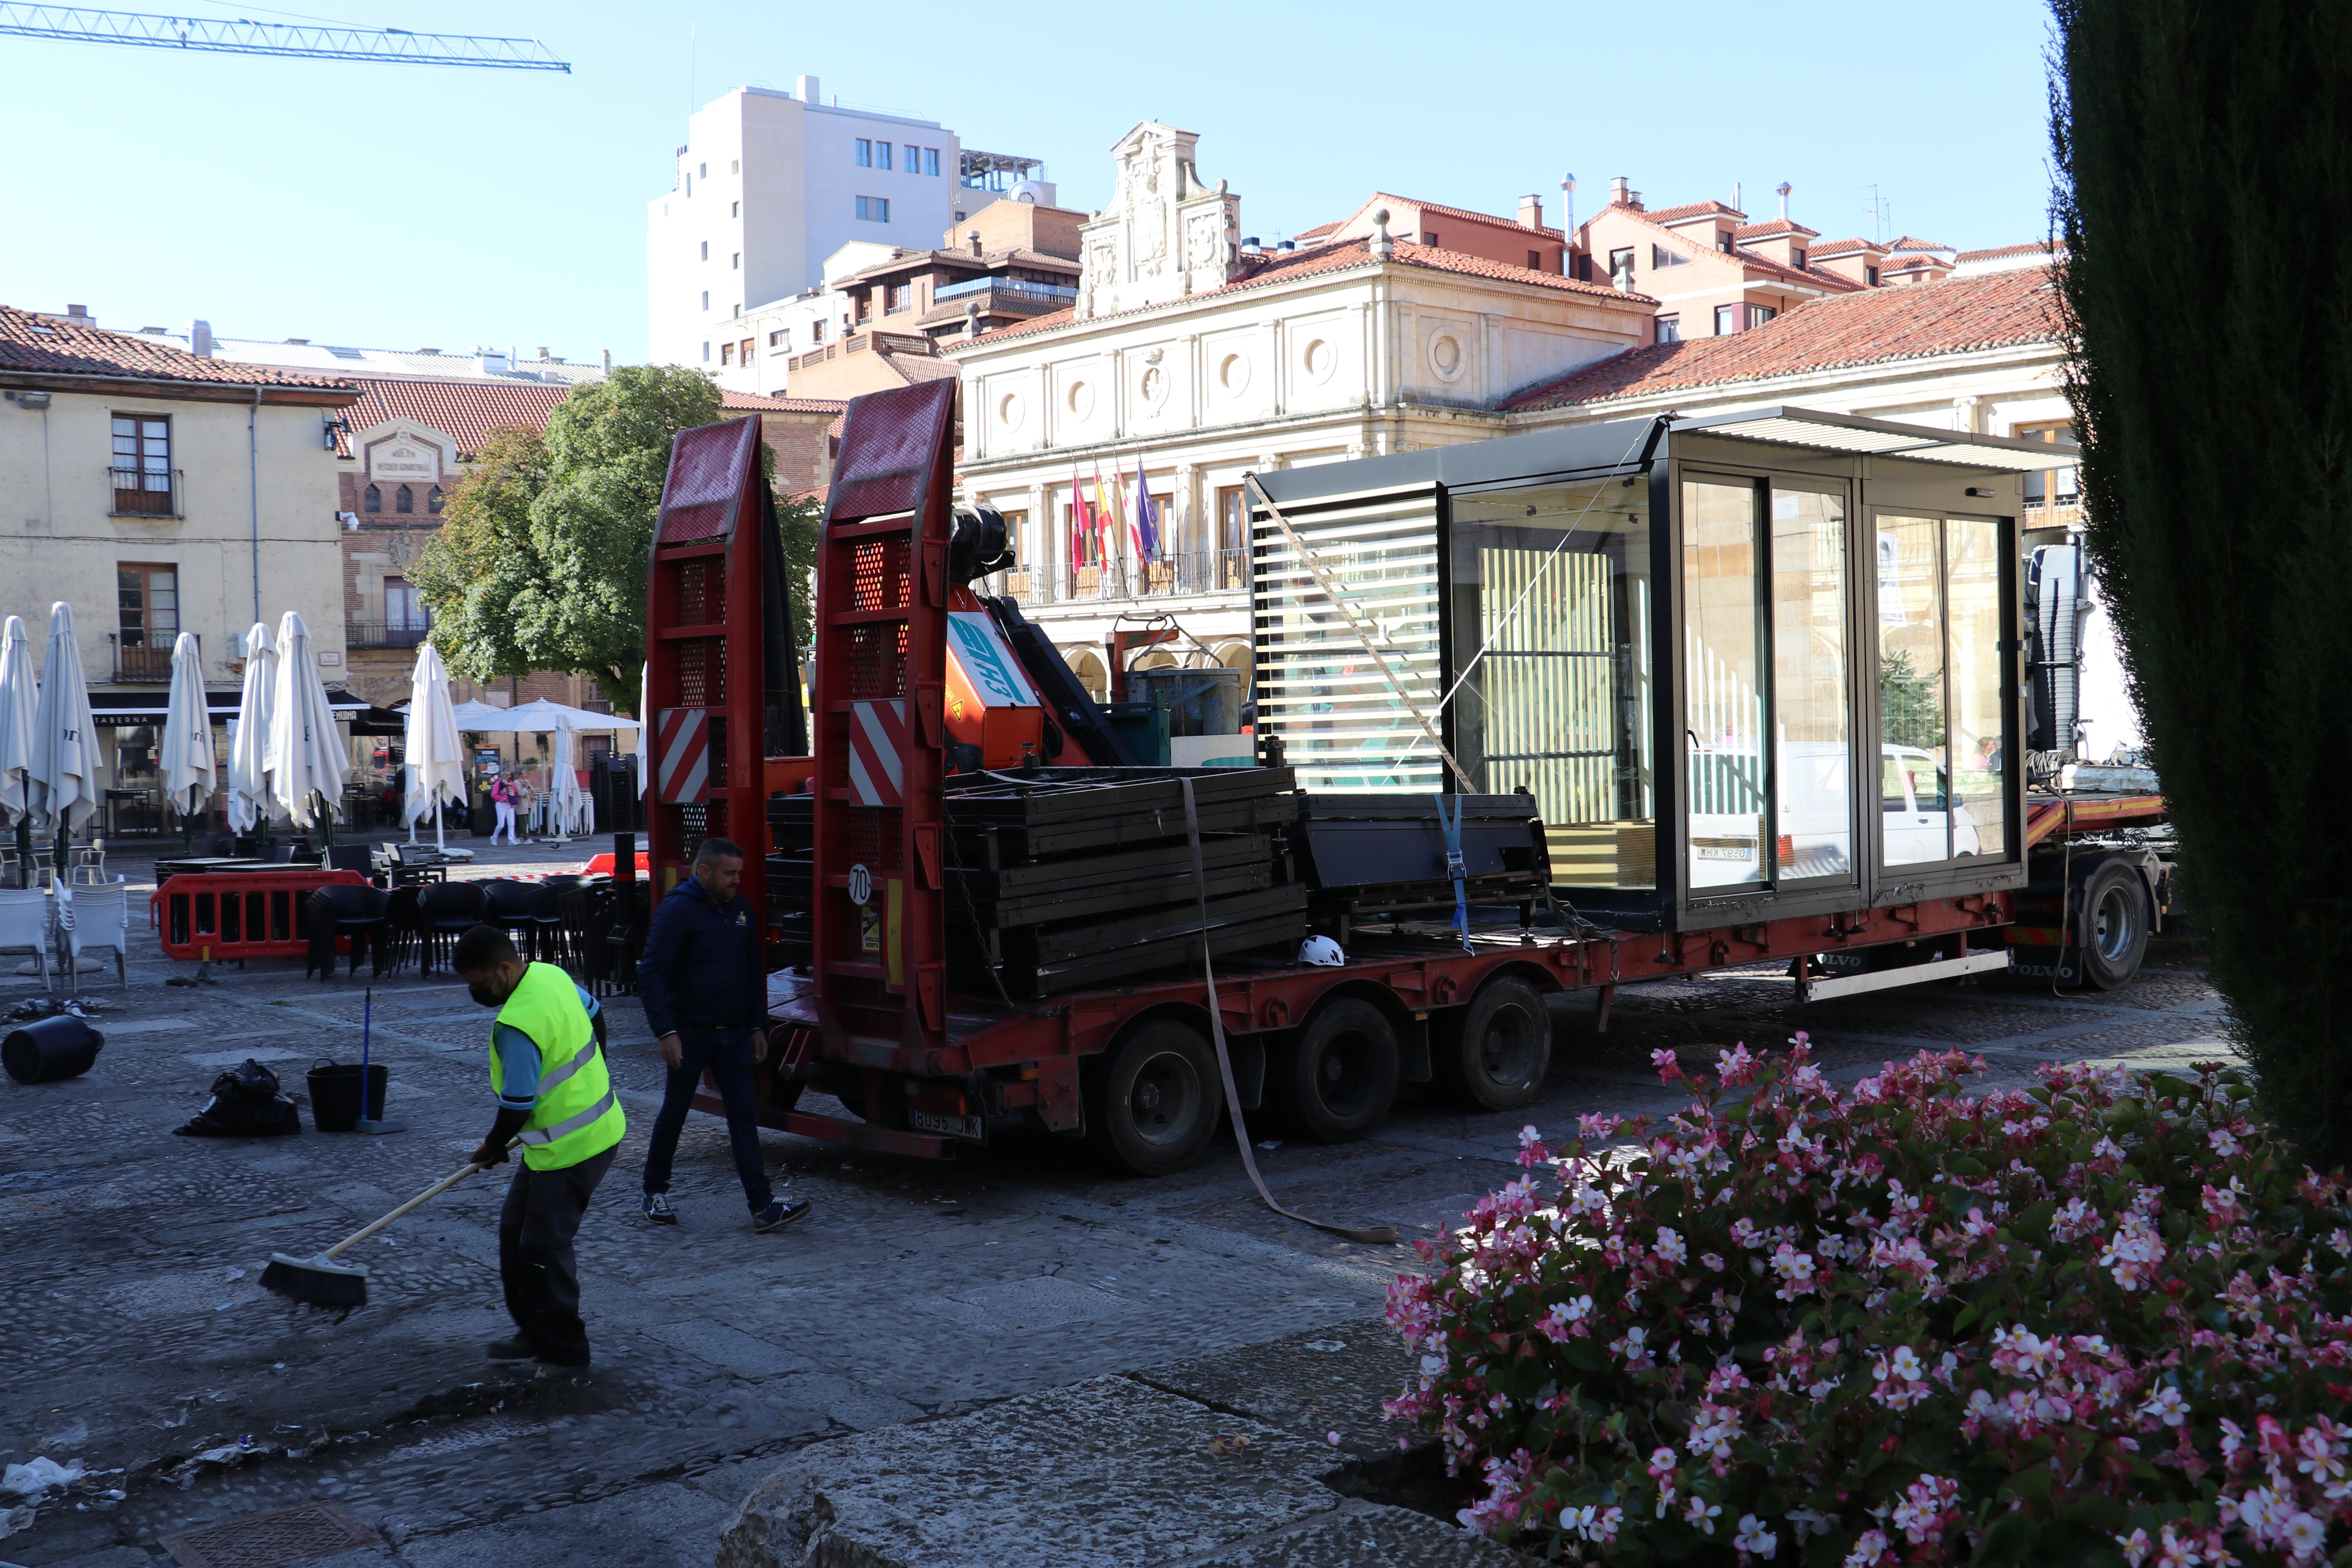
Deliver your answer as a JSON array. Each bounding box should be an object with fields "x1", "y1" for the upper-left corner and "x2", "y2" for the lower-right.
[
  {"x1": 498, "y1": 1144, "x2": 615, "y2": 1367},
  {"x1": 641, "y1": 1025, "x2": 774, "y2": 1213}
]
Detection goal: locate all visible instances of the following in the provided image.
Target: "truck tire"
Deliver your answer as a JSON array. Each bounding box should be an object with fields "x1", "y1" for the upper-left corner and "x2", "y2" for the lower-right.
[
  {"x1": 2077, "y1": 858, "x2": 2151, "y2": 991},
  {"x1": 1431, "y1": 976, "x2": 1552, "y2": 1112},
  {"x1": 1083, "y1": 1019, "x2": 1221, "y2": 1176},
  {"x1": 1274, "y1": 998, "x2": 1399, "y2": 1143}
]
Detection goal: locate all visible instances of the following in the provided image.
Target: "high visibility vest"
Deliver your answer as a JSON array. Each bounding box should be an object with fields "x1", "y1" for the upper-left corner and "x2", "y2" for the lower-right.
[{"x1": 487, "y1": 962, "x2": 625, "y2": 1171}]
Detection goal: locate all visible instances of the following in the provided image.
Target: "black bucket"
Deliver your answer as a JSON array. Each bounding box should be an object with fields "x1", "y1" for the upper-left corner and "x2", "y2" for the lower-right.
[
  {"x1": 2, "y1": 1015, "x2": 104, "y2": 1084},
  {"x1": 307, "y1": 1062, "x2": 389, "y2": 1132}
]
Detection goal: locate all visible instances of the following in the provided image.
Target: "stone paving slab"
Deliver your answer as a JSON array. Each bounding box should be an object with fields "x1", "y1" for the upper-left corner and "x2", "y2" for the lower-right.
[
  {"x1": 1131, "y1": 1319, "x2": 1410, "y2": 1463},
  {"x1": 714, "y1": 1376, "x2": 1352, "y2": 1568},
  {"x1": 1180, "y1": 1503, "x2": 1519, "y2": 1568}
]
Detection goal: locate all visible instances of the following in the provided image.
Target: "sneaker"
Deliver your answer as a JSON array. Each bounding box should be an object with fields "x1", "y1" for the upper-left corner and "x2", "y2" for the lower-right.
[
  {"x1": 752, "y1": 1198, "x2": 812, "y2": 1233},
  {"x1": 486, "y1": 1336, "x2": 537, "y2": 1361},
  {"x1": 642, "y1": 1191, "x2": 678, "y2": 1225}
]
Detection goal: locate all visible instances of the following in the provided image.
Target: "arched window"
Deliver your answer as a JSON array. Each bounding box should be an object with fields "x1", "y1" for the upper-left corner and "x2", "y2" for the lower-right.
[
  {"x1": 395, "y1": 485, "x2": 414, "y2": 515},
  {"x1": 427, "y1": 485, "x2": 443, "y2": 515},
  {"x1": 363, "y1": 484, "x2": 381, "y2": 514}
]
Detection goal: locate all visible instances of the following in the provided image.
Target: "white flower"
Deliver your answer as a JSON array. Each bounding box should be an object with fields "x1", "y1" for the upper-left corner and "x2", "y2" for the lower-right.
[
  {"x1": 2209, "y1": 1127, "x2": 2242, "y2": 1158},
  {"x1": 1564, "y1": 1293, "x2": 1595, "y2": 1321},
  {"x1": 1685, "y1": 1497, "x2": 1722, "y2": 1534},
  {"x1": 1655, "y1": 1226, "x2": 1688, "y2": 1264},
  {"x1": 1735, "y1": 1514, "x2": 1779, "y2": 1557},
  {"x1": 2116, "y1": 1528, "x2": 2152, "y2": 1568},
  {"x1": 2140, "y1": 1385, "x2": 2189, "y2": 1427},
  {"x1": 1844, "y1": 1528, "x2": 1891, "y2": 1568},
  {"x1": 2284, "y1": 1512, "x2": 2327, "y2": 1555}
]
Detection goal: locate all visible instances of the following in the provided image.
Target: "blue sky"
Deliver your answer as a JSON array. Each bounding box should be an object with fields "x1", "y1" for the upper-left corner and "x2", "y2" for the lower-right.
[{"x1": 0, "y1": 0, "x2": 2061, "y2": 365}]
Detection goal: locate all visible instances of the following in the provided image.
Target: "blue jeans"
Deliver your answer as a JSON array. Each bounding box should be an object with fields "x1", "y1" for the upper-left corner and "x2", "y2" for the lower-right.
[{"x1": 641, "y1": 1025, "x2": 774, "y2": 1213}]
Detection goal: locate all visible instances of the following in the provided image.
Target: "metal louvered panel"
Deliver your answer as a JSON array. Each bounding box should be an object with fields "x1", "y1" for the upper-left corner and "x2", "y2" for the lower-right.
[{"x1": 1252, "y1": 487, "x2": 1445, "y2": 794}]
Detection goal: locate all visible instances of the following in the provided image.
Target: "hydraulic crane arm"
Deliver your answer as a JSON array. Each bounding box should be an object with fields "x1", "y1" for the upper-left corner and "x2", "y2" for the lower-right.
[{"x1": 0, "y1": 3, "x2": 570, "y2": 68}]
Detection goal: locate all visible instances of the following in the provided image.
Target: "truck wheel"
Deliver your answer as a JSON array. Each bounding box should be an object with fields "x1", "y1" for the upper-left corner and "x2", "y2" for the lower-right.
[
  {"x1": 2077, "y1": 858, "x2": 2151, "y2": 990},
  {"x1": 1275, "y1": 998, "x2": 1399, "y2": 1143},
  {"x1": 1432, "y1": 977, "x2": 1552, "y2": 1112},
  {"x1": 1083, "y1": 1020, "x2": 1220, "y2": 1176}
]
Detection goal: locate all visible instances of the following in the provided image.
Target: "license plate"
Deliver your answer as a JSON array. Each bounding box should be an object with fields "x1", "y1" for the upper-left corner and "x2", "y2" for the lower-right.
[
  {"x1": 909, "y1": 1110, "x2": 984, "y2": 1141},
  {"x1": 1696, "y1": 845, "x2": 1754, "y2": 861}
]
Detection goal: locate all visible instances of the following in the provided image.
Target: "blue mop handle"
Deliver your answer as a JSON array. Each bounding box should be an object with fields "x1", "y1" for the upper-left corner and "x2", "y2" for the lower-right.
[{"x1": 361, "y1": 986, "x2": 372, "y2": 1121}]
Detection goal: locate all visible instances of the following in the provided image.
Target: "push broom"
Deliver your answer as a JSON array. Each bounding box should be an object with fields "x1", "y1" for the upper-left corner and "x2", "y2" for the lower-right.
[{"x1": 260, "y1": 1148, "x2": 506, "y2": 1309}]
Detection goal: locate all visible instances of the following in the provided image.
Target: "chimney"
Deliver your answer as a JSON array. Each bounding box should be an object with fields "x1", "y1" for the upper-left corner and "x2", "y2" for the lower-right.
[
  {"x1": 968, "y1": 229, "x2": 983, "y2": 256},
  {"x1": 1560, "y1": 172, "x2": 1576, "y2": 235},
  {"x1": 1517, "y1": 194, "x2": 1544, "y2": 229},
  {"x1": 1609, "y1": 176, "x2": 1630, "y2": 207},
  {"x1": 795, "y1": 73, "x2": 818, "y2": 102},
  {"x1": 64, "y1": 303, "x2": 89, "y2": 323},
  {"x1": 536, "y1": 345, "x2": 550, "y2": 360},
  {"x1": 1776, "y1": 181, "x2": 1792, "y2": 220},
  {"x1": 186, "y1": 319, "x2": 214, "y2": 358}
]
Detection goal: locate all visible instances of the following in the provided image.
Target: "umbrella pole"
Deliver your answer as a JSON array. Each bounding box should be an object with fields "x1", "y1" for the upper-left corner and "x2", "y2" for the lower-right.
[{"x1": 14, "y1": 816, "x2": 27, "y2": 890}]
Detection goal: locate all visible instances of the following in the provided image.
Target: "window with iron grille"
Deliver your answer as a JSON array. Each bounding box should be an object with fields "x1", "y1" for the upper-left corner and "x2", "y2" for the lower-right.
[
  {"x1": 117, "y1": 562, "x2": 177, "y2": 678},
  {"x1": 364, "y1": 483, "x2": 382, "y2": 513},
  {"x1": 396, "y1": 485, "x2": 414, "y2": 514},
  {"x1": 111, "y1": 414, "x2": 172, "y2": 515}
]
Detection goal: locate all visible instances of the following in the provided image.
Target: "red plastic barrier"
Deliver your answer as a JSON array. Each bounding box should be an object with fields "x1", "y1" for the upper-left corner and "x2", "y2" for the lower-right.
[{"x1": 150, "y1": 869, "x2": 370, "y2": 963}]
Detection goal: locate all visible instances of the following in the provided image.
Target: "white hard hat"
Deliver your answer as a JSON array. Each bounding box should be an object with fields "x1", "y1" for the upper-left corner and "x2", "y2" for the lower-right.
[{"x1": 1298, "y1": 935, "x2": 1346, "y2": 967}]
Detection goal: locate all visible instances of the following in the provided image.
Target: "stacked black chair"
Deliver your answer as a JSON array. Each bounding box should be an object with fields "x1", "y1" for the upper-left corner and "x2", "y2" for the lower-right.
[
  {"x1": 416, "y1": 880, "x2": 490, "y2": 976},
  {"x1": 304, "y1": 884, "x2": 392, "y2": 980},
  {"x1": 377, "y1": 885, "x2": 423, "y2": 976},
  {"x1": 324, "y1": 844, "x2": 376, "y2": 878},
  {"x1": 481, "y1": 880, "x2": 564, "y2": 964}
]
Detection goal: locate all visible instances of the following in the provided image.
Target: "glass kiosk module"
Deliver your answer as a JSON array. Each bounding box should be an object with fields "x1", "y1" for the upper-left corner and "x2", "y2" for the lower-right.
[{"x1": 1249, "y1": 408, "x2": 2056, "y2": 933}]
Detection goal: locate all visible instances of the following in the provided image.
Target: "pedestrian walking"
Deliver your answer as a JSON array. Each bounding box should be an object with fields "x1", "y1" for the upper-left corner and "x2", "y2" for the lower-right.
[
  {"x1": 454, "y1": 924, "x2": 625, "y2": 1367},
  {"x1": 637, "y1": 837, "x2": 810, "y2": 1233},
  {"x1": 488, "y1": 771, "x2": 522, "y2": 844}
]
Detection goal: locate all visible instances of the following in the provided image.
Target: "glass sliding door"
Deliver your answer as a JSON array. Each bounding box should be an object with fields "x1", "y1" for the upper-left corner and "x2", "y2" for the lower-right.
[
  {"x1": 1877, "y1": 515, "x2": 1949, "y2": 865},
  {"x1": 1449, "y1": 480, "x2": 1655, "y2": 889},
  {"x1": 1771, "y1": 488, "x2": 1852, "y2": 879},
  {"x1": 1682, "y1": 480, "x2": 1767, "y2": 889},
  {"x1": 1945, "y1": 517, "x2": 2008, "y2": 859}
]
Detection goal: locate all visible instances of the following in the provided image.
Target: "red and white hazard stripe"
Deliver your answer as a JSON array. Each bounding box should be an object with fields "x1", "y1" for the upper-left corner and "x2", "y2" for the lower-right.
[
  {"x1": 653, "y1": 707, "x2": 709, "y2": 804},
  {"x1": 847, "y1": 699, "x2": 907, "y2": 807}
]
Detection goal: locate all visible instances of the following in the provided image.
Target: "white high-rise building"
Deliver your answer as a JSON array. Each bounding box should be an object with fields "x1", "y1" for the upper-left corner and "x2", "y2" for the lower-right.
[{"x1": 648, "y1": 77, "x2": 1016, "y2": 372}]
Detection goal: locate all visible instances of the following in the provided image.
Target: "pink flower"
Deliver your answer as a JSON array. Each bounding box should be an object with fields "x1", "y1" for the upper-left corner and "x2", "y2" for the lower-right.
[
  {"x1": 1734, "y1": 1514, "x2": 1779, "y2": 1559},
  {"x1": 1652, "y1": 1048, "x2": 1684, "y2": 1082},
  {"x1": 1844, "y1": 1528, "x2": 1892, "y2": 1568}
]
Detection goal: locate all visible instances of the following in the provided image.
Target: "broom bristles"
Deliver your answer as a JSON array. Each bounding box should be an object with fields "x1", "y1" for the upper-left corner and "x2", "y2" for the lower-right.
[{"x1": 260, "y1": 1251, "x2": 370, "y2": 1309}]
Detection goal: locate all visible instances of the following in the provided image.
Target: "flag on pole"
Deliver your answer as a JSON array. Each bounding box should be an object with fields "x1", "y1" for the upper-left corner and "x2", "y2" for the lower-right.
[
  {"x1": 1091, "y1": 461, "x2": 1117, "y2": 568},
  {"x1": 1131, "y1": 454, "x2": 1159, "y2": 562},
  {"x1": 1067, "y1": 466, "x2": 1090, "y2": 572}
]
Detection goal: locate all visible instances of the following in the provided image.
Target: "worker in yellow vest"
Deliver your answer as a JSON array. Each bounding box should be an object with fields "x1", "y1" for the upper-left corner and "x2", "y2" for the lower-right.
[{"x1": 455, "y1": 924, "x2": 626, "y2": 1368}]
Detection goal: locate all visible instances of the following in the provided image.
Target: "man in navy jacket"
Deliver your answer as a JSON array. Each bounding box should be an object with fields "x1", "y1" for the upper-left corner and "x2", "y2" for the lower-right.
[{"x1": 637, "y1": 837, "x2": 811, "y2": 1233}]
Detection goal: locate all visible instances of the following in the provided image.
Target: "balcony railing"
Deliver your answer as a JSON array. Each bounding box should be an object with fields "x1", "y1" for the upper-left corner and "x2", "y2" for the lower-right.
[
  {"x1": 349, "y1": 620, "x2": 432, "y2": 649},
  {"x1": 979, "y1": 548, "x2": 1251, "y2": 608},
  {"x1": 109, "y1": 466, "x2": 181, "y2": 518},
  {"x1": 109, "y1": 630, "x2": 188, "y2": 682},
  {"x1": 934, "y1": 275, "x2": 1079, "y2": 306}
]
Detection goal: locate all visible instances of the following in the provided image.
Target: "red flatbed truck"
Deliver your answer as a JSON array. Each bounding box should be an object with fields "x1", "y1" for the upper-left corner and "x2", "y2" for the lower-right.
[{"x1": 650, "y1": 385, "x2": 2169, "y2": 1175}]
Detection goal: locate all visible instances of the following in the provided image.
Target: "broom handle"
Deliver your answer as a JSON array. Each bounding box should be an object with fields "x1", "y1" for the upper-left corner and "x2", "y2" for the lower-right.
[{"x1": 320, "y1": 1155, "x2": 499, "y2": 1260}]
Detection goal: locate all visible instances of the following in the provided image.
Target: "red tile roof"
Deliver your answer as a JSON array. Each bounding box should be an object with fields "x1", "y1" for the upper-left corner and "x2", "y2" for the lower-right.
[
  {"x1": 1501, "y1": 266, "x2": 2061, "y2": 412},
  {"x1": 1888, "y1": 236, "x2": 1954, "y2": 253},
  {"x1": 951, "y1": 237, "x2": 1647, "y2": 351},
  {"x1": 0, "y1": 304, "x2": 355, "y2": 394},
  {"x1": 1642, "y1": 201, "x2": 1744, "y2": 227},
  {"x1": 722, "y1": 390, "x2": 845, "y2": 413},
  {"x1": 336, "y1": 374, "x2": 570, "y2": 459},
  {"x1": 1807, "y1": 237, "x2": 1884, "y2": 258},
  {"x1": 1293, "y1": 221, "x2": 1342, "y2": 241},
  {"x1": 1364, "y1": 193, "x2": 1563, "y2": 238},
  {"x1": 1733, "y1": 218, "x2": 1818, "y2": 241},
  {"x1": 1956, "y1": 240, "x2": 2059, "y2": 263}
]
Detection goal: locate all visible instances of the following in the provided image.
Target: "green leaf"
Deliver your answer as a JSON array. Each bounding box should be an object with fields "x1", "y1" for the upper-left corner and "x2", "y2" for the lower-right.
[
  {"x1": 1971, "y1": 1508, "x2": 2039, "y2": 1566},
  {"x1": 1998, "y1": 1466, "x2": 2054, "y2": 1503}
]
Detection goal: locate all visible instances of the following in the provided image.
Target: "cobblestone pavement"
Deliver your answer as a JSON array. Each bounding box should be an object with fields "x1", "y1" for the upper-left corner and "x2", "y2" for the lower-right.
[{"x1": 0, "y1": 852, "x2": 2227, "y2": 1566}]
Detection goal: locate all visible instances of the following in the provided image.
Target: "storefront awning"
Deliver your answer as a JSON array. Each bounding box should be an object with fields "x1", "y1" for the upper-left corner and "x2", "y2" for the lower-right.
[
  {"x1": 90, "y1": 686, "x2": 381, "y2": 728},
  {"x1": 1668, "y1": 407, "x2": 2082, "y2": 470}
]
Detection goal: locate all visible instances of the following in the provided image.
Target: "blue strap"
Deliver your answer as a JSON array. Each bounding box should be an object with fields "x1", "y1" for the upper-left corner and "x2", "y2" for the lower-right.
[{"x1": 1434, "y1": 793, "x2": 1472, "y2": 955}]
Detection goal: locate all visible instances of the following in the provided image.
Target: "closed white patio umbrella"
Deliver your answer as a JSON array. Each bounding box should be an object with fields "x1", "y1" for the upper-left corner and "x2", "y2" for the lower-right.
[
  {"x1": 403, "y1": 644, "x2": 465, "y2": 851},
  {"x1": 29, "y1": 602, "x2": 102, "y2": 874},
  {"x1": 160, "y1": 631, "x2": 216, "y2": 835},
  {"x1": 268, "y1": 611, "x2": 348, "y2": 838},
  {"x1": 548, "y1": 715, "x2": 592, "y2": 838},
  {"x1": 0, "y1": 617, "x2": 39, "y2": 887},
  {"x1": 226, "y1": 623, "x2": 278, "y2": 836}
]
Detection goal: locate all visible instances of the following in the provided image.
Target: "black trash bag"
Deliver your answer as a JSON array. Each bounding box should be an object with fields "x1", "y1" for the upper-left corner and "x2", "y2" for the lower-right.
[{"x1": 174, "y1": 1058, "x2": 303, "y2": 1138}]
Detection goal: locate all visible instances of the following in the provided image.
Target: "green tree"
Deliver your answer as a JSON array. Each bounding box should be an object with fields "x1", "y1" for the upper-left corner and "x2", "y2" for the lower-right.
[
  {"x1": 412, "y1": 365, "x2": 723, "y2": 712},
  {"x1": 2052, "y1": 0, "x2": 2352, "y2": 1161},
  {"x1": 1877, "y1": 649, "x2": 1946, "y2": 751}
]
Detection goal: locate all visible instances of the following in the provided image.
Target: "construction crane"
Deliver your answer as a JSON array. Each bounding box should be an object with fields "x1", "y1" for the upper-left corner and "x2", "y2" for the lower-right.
[{"x1": 0, "y1": 2, "x2": 568, "y2": 68}]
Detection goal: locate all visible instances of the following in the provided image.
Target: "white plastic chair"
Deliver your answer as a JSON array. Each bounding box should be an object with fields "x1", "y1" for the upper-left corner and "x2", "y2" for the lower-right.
[
  {"x1": 0, "y1": 885, "x2": 50, "y2": 989},
  {"x1": 67, "y1": 840, "x2": 107, "y2": 886},
  {"x1": 56, "y1": 875, "x2": 129, "y2": 989}
]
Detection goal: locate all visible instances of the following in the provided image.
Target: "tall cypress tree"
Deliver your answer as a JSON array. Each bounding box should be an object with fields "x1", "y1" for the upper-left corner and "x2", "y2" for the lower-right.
[{"x1": 2053, "y1": 0, "x2": 2352, "y2": 1163}]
